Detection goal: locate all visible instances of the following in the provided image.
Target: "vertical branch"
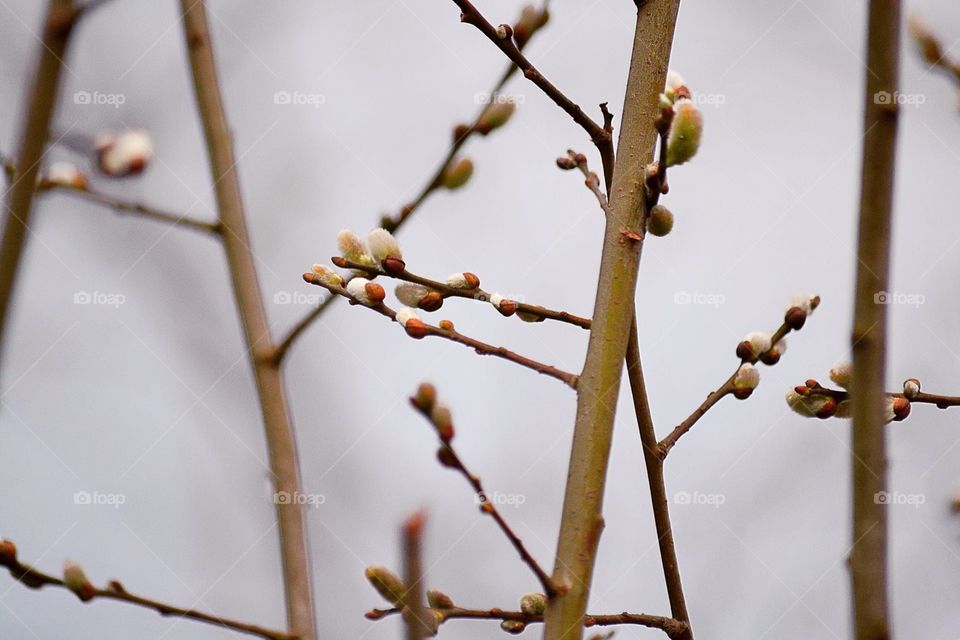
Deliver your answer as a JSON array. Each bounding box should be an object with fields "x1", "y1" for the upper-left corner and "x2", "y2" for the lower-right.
[
  {"x1": 0, "y1": 0, "x2": 77, "y2": 376},
  {"x1": 850, "y1": 2, "x2": 900, "y2": 639},
  {"x1": 179, "y1": 3, "x2": 316, "y2": 639},
  {"x1": 400, "y1": 512, "x2": 430, "y2": 640},
  {"x1": 544, "y1": 3, "x2": 681, "y2": 639},
  {"x1": 625, "y1": 331, "x2": 692, "y2": 639}
]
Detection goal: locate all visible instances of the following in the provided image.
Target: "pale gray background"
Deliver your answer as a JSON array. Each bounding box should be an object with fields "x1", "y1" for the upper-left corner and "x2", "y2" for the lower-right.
[{"x1": 1, "y1": 1, "x2": 959, "y2": 638}]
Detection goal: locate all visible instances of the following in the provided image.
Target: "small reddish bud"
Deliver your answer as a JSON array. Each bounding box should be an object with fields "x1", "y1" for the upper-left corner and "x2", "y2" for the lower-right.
[
  {"x1": 365, "y1": 282, "x2": 385, "y2": 305},
  {"x1": 418, "y1": 291, "x2": 444, "y2": 312},
  {"x1": 496, "y1": 23, "x2": 513, "y2": 40},
  {"x1": 413, "y1": 383, "x2": 437, "y2": 413},
  {"x1": 785, "y1": 306, "x2": 807, "y2": 330},
  {"x1": 382, "y1": 254, "x2": 406, "y2": 276},
  {"x1": 0, "y1": 538, "x2": 17, "y2": 566},
  {"x1": 892, "y1": 397, "x2": 911, "y2": 422},
  {"x1": 431, "y1": 404, "x2": 454, "y2": 442},
  {"x1": 438, "y1": 319, "x2": 454, "y2": 331},
  {"x1": 404, "y1": 318, "x2": 428, "y2": 340},
  {"x1": 452, "y1": 123, "x2": 471, "y2": 142},
  {"x1": 437, "y1": 446, "x2": 457, "y2": 468},
  {"x1": 556, "y1": 156, "x2": 577, "y2": 170},
  {"x1": 815, "y1": 397, "x2": 838, "y2": 419},
  {"x1": 501, "y1": 620, "x2": 526, "y2": 634}
]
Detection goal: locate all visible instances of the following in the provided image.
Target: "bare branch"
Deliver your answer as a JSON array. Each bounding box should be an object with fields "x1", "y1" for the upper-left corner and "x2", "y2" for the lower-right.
[{"x1": 0, "y1": 546, "x2": 292, "y2": 640}]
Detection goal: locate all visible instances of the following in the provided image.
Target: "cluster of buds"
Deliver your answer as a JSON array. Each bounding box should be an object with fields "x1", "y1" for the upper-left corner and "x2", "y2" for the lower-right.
[
  {"x1": 394, "y1": 272, "x2": 481, "y2": 314},
  {"x1": 63, "y1": 560, "x2": 96, "y2": 602},
  {"x1": 95, "y1": 129, "x2": 153, "y2": 177},
  {"x1": 37, "y1": 161, "x2": 88, "y2": 190},
  {"x1": 655, "y1": 72, "x2": 702, "y2": 168},
  {"x1": 439, "y1": 157, "x2": 473, "y2": 190},
  {"x1": 786, "y1": 363, "x2": 911, "y2": 422},
  {"x1": 736, "y1": 330, "x2": 787, "y2": 365},
  {"x1": 511, "y1": 4, "x2": 549, "y2": 49},
  {"x1": 364, "y1": 566, "x2": 444, "y2": 634},
  {"x1": 338, "y1": 228, "x2": 405, "y2": 274},
  {"x1": 412, "y1": 383, "x2": 455, "y2": 443}
]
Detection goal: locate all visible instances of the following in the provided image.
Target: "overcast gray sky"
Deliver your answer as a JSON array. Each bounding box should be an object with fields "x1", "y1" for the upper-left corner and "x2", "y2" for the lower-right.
[{"x1": 2, "y1": 1, "x2": 960, "y2": 638}]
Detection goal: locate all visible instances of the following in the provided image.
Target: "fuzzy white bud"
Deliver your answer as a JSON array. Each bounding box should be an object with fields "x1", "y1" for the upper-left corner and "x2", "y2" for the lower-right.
[
  {"x1": 489, "y1": 293, "x2": 505, "y2": 309},
  {"x1": 744, "y1": 331, "x2": 772, "y2": 355},
  {"x1": 829, "y1": 362, "x2": 852, "y2": 390},
  {"x1": 366, "y1": 228, "x2": 401, "y2": 262},
  {"x1": 346, "y1": 277, "x2": 383, "y2": 306},
  {"x1": 733, "y1": 363, "x2": 760, "y2": 390},
  {"x1": 785, "y1": 293, "x2": 814, "y2": 315},
  {"x1": 337, "y1": 229, "x2": 374, "y2": 265},
  {"x1": 39, "y1": 162, "x2": 87, "y2": 189},
  {"x1": 395, "y1": 307, "x2": 421, "y2": 328},
  {"x1": 311, "y1": 264, "x2": 344, "y2": 287},
  {"x1": 395, "y1": 283, "x2": 431, "y2": 307},
  {"x1": 96, "y1": 129, "x2": 153, "y2": 177}
]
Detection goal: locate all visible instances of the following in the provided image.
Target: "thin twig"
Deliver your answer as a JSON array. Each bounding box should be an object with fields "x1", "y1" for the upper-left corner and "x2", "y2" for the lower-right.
[
  {"x1": 42, "y1": 185, "x2": 221, "y2": 235},
  {"x1": 409, "y1": 393, "x2": 558, "y2": 596},
  {"x1": 0, "y1": 0, "x2": 78, "y2": 376},
  {"x1": 331, "y1": 257, "x2": 591, "y2": 329},
  {"x1": 366, "y1": 606, "x2": 687, "y2": 638},
  {"x1": 658, "y1": 320, "x2": 795, "y2": 457},
  {"x1": 303, "y1": 273, "x2": 578, "y2": 388},
  {"x1": 450, "y1": 0, "x2": 614, "y2": 181},
  {"x1": 273, "y1": 4, "x2": 550, "y2": 364},
  {"x1": 180, "y1": 3, "x2": 316, "y2": 638},
  {"x1": 850, "y1": 3, "x2": 899, "y2": 638},
  {"x1": 0, "y1": 552, "x2": 293, "y2": 640}
]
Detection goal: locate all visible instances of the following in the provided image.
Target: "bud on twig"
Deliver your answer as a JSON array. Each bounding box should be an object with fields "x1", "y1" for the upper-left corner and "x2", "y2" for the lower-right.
[
  {"x1": 501, "y1": 620, "x2": 526, "y2": 634},
  {"x1": 346, "y1": 278, "x2": 386, "y2": 307},
  {"x1": 513, "y1": 4, "x2": 549, "y2": 48},
  {"x1": 367, "y1": 228, "x2": 404, "y2": 274},
  {"x1": 829, "y1": 362, "x2": 852, "y2": 390},
  {"x1": 476, "y1": 101, "x2": 516, "y2": 136},
  {"x1": 311, "y1": 263, "x2": 344, "y2": 287},
  {"x1": 0, "y1": 538, "x2": 16, "y2": 566},
  {"x1": 95, "y1": 129, "x2": 153, "y2": 177},
  {"x1": 736, "y1": 331, "x2": 772, "y2": 361},
  {"x1": 430, "y1": 404, "x2": 455, "y2": 442},
  {"x1": 413, "y1": 383, "x2": 437, "y2": 413},
  {"x1": 439, "y1": 158, "x2": 473, "y2": 190},
  {"x1": 903, "y1": 378, "x2": 921, "y2": 399},
  {"x1": 37, "y1": 161, "x2": 88, "y2": 190},
  {"x1": 732, "y1": 363, "x2": 760, "y2": 399},
  {"x1": 520, "y1": 592, "x2": 546, "y2": 615},
  {"x1": 446, "y1": 272, "x2": 480, "y2": 289},
  {"x1": 647, "y1": 204, "x2": 674, "y2": 237},
  {"x1": 364, "y1": 566, "x2": 406, "y2": 606},
  {"x1": 338, "y1": 229, "x2": 376, "y2": 267},
  {"x1": 665, "y1": 99, "x2": 702, "y2": 167},
  {"x1": 427, "y1": 588, "x2": 455, "y2": 609},
  {"x1": 63, "y1": 560, "x2": 95, "y2": 602}
]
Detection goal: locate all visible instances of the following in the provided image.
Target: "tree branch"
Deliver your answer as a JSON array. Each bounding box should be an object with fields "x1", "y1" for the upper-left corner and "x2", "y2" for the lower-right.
[
  {"x1": 180, "y1": 3, "x2": 316, "y2": 638},
  {"x1": 409, "y1": 389, "x2": 557, "y2": 596},
  {"x1": 303, "y1": 273, "x2": 578, "y2": 387},
  {"x1": 400, "y1": 512, "x2": 431, "y2": 640},
  {"x1": 331, "y1": 256, "x2": 591, "y2": 329},
  {"x1": 366, "y1": 605, "x2": 688, "y2": 638},
  {"x1": 42, "y1": 184, "x2": 222, "y2": 235},
  {"x1": 544, "y1": 4, "x2": 681, "y2": 639},
  {"x1": 0, "y1": 0, "x2": 78, "y2": 377},
  {"x1": 850, "y1": 2, "x2": 900, "y2": 638},
  {"x1": 0, "y1": 547, "x2": 292, "y2": 640}
]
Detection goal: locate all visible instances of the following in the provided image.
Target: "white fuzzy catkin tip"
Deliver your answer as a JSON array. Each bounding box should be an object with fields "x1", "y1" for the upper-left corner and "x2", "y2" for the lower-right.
[
  {"x1": 366, "y1": 228, "x2": 400, "y2": 262},
  {"x1": 829, "y1": 362, "x2": 853, "y2": 389},
  {"x1": 42, "y1": 162, "x2": 85, "y2": 187},
  {"x1": 337, "y1": 229, "x2": 367, "y2": 261},
  {"x1": 665, "y1": 70, "x2": 686, "y2": 93},
  {"x1": 743, "y1": 331, "x2": 772, "y2": 355},
  {"x1": 395, "y1": 307, "x2": 420, "y2": 328},
  {"x1": 733, "y1": 363, "x2": 760, "y2": 390},
  {"x1": 446, "y1": 273, "x2": 470, "y2": 288},
  {"x1": 489, "y1": 293, "x2": 505, "y2": 309},
  {"x1": 785, "y1": 293, "x2": 813, "y2": 315},
  {"x1": 346, "y1": 277, "x2": 376, "y2": 306},
  {"x1": 903, "y1": 378, "x2": 921, "y2": 398},
  {"x1": 98, "y1": 129, "x2": 153, "y2": 176},
  {"x1": 395, "y1": 283, "x2": 429, "y2": 307},
  {"x1": 311, "y1": 263, "x2": 343, "y2": 287},
  {"x1": 63, "y1": 560, "x2": 89, "y2": 589}
]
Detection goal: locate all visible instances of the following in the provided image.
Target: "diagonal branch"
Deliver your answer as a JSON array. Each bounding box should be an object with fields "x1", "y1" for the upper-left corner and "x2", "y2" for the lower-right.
[
  {"x1": 0, "y1": 0, "x2": 79, "y2": 378},
  {"x1": 180, "y1": 3, "x2": 316, "y2": 638},
  {"x1": 0, "y1": 547, "x2": 292, "y2": 640}
]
